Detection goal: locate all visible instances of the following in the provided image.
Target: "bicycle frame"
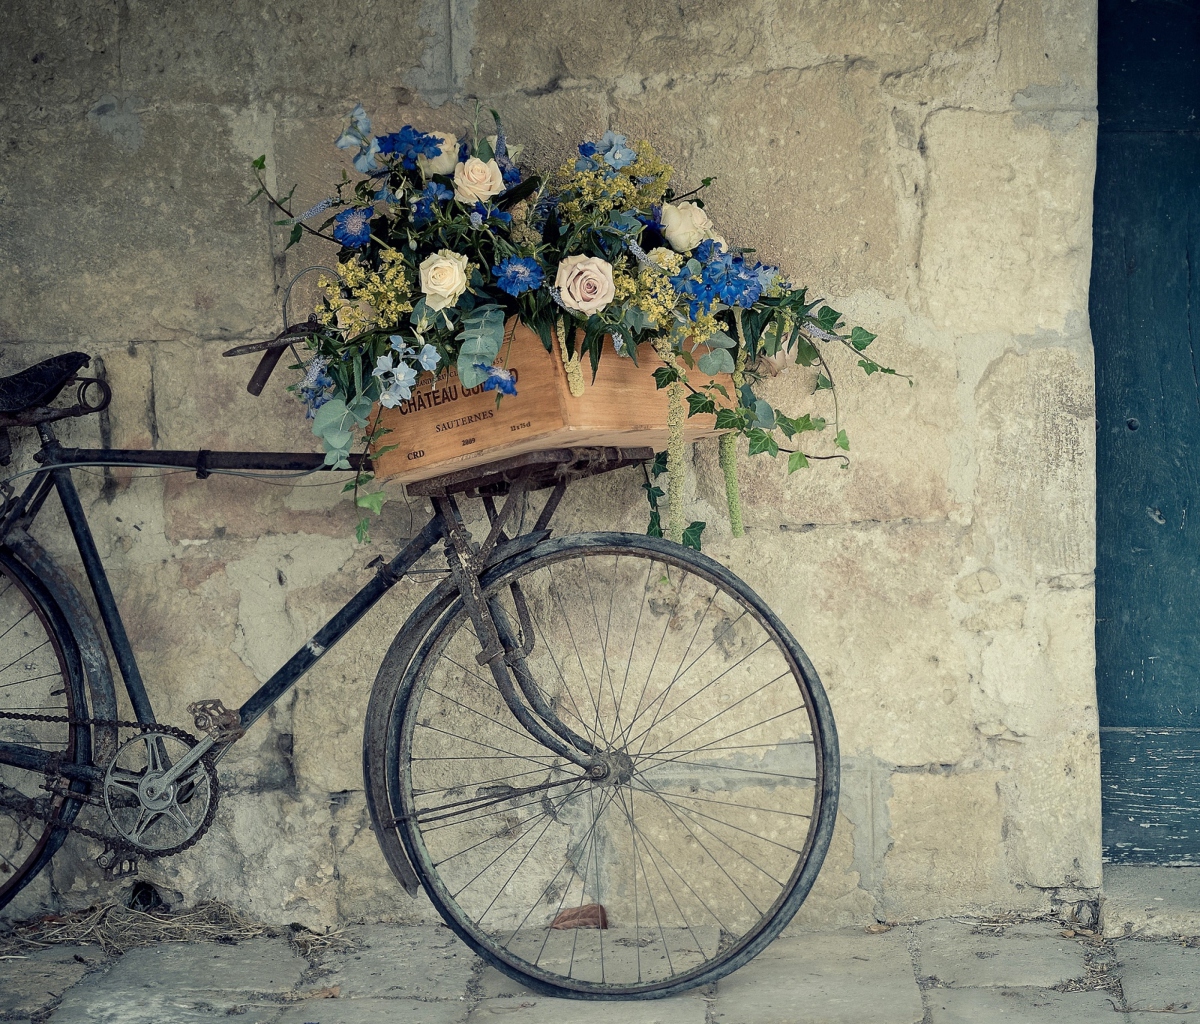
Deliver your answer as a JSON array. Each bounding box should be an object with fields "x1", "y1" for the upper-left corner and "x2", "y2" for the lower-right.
[{"x1": 0, "y1": 427, "x2": 431, "y2": 731}]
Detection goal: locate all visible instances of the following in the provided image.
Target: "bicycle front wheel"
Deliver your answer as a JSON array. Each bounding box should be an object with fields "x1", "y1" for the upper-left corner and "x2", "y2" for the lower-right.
[{"x1": 377, "y1": 533, "x2": 838, "y2": 999}]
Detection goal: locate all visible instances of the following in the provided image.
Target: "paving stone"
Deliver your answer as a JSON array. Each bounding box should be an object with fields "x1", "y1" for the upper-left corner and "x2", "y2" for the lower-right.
[
  {"x1": 916, "y1": 919, "x2": 1088, "y2": 988},
  {"x1": 0, "y1": 946, "x2": 92, "y2": 1015},
  {"x1": 711, "y1": 930, "x2": 923, "y2": 1024},
  {"x1": 91, "y1": 937, "x2": 307, "y2": 994},
  {"x1": 274, "y1": 997, "x2": 469, "y2": 1024},
  {"x1": 1116, "y1": 940, "x2": 1200, "y2": 1011},
  {"x1": 317, "y1": 925, "x2": 475, "y2": 1000},
  {"x1": 926, "y1": 987, "x2": 1123, "y2": 1023},
  {"x1": 47, "y1": 988, "x2": 284, "y2": 1024},
  {"x1": 1103, "y1": 865, "x2": 1200, "y2": 938},
  {"x1": 468, "y1": 995, "x2": 707, "y2": 1023}
]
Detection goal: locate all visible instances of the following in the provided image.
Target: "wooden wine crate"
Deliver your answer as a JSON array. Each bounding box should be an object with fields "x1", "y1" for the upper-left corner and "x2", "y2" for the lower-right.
[{"x1": 372, "y1": 319, "x2": 730, "y2": 485}]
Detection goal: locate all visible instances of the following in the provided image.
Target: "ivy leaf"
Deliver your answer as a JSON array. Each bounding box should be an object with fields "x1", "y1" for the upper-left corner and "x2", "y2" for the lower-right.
[
  {"x1": 647, "y1": 509, "x2": 663, "y2": 538},
  {"x1": 252, "y1": 155, "x2": 266, "y2": 170},
  {"x1": 456, "y1": 304, "x2": 506, "y2": 387},
  {"x1": 851, "y1": 326, "x2": 877, "y2": 351},
  {"x1": 835, "y1": 429, "x2": 850, "y2": 451},
  {"x1": 285, "y1": 223, "x2": 304, "y2": 250},
  {"x1": 715, "y1": 408, "x2": 747, "y2": 431},
  {"x1": 355, "y1": 517, "x2": 371, "y2": 544},
  {"x1": 793, "y1": 337, "x2": 819, "y2": 366},
  {"x1": 356, "y1": 490, "x2": 387, "y2": 516},
  {"x1": 858, "y1": 358, "x2": 880, "y2": 375},
  {"x1": 697, "y1": 348, "x2": 735, "y2": 375},
  {"x1": 682, "y1": 521, "x2": 706, "y2": 551},
  {"x1": 816, "y1": 305, "x2": 841, "y2": 331},
  {"x1": 788, "y1": 451, "x2": 809, "y2": 473},
  {"x1": 815, "y1": 374, "x2": 833, "y2": 390},
  {"x1": 653, "y1": 366, "x2": 681, "y2": 389},
  {"x1": 687, "y1": 392, "x2": 716, "y2": 417},
  {"x1": 651, "y1": 450, "x2": 669, "y2": 477},
  {"x1": 747, "y1": 428, "x2": 779, "y2": 457}
]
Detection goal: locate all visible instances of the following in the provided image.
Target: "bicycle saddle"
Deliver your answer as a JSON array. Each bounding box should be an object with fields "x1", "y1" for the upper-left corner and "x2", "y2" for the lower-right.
[{"x1": 0, "y1": 352, "x2": 91, "y2": 413}]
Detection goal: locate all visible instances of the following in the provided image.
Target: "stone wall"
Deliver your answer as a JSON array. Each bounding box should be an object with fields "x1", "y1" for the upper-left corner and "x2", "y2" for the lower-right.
[{"x1": 1, "y1": 0, "x2": 1099, "y2": 928}]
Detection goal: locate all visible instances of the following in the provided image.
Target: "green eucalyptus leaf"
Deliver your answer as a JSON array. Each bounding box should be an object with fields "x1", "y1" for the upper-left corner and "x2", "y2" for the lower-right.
[
  {"x1": 705, "y1": 330, "x2": 736, "y2": 349},
  {"x1": 697, "y1": 348, "x2": 734, "y2": 375},
  {"x1": 456, "y1": 304, "x2": 506, "y2": 387}
]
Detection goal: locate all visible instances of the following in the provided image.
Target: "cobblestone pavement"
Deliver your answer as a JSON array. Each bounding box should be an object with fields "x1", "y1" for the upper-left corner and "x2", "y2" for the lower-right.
[{"x1": 1, "y1": 918, "x2": 1187, "y2": 1023}]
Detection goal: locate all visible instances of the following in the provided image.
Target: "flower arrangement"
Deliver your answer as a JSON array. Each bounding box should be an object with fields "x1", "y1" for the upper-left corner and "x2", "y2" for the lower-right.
[{"x1": 250, "y1": 105, "x2": 903, "y2": 543}]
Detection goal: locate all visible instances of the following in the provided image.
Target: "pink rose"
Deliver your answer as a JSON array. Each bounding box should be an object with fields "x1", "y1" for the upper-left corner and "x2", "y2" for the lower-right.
[{"x1": 554, "y1": 255, "x2": 616, "y2": 315}]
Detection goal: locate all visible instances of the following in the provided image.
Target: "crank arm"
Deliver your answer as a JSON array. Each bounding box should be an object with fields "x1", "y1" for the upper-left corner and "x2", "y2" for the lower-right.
[{"x1": 145, "y1": 734, "x2": 216, "y2": 793}]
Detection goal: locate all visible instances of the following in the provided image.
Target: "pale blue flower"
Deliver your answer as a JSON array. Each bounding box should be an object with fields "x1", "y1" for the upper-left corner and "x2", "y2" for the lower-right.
[
  {"x1": 597, "y1": 130, "x2": 636, "y2": 170},
  {"x1": 372, "y1": 353, "x2": 395, "y2": 378},
  {"x1": 394, "y1": 362, "x2": 418, "y2": 389},
  {"x1": 416, "y1": 344, "x2": 440, "y2": 371}
]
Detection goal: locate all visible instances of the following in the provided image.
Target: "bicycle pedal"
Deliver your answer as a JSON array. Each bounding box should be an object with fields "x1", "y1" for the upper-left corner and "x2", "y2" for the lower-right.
[
  {"x1": 96, "y1": 848, "x2": 138, "y2": 879},
  {"x1": 187, "y1": 698, "x2": 245, "y2": 742}
]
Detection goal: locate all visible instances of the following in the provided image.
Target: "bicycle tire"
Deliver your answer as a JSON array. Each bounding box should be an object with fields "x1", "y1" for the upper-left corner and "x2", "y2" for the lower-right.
[
  {"x1": 365, "y1": 532, "x2": 838, "y2": 999},
  {"x1": 0, "y1": 546, "x2": 92, "y2": 913}
]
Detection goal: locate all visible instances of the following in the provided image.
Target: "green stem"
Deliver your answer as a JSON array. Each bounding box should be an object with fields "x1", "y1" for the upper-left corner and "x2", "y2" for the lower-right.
[{"x1": 721, "y1": 311, "x2": 749, "y2": 538}]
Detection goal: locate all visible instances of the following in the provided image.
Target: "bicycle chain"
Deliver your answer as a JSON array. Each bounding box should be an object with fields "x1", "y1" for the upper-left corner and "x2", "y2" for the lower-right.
[{"x1": 0, "y1": 709, "x2": 219, "y2": 861}]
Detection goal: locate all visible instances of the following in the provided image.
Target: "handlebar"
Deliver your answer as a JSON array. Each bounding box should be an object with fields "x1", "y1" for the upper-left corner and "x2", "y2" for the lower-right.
[
  {"x1": 223, "y1": 321, "x2": 318, "y2": 396},
  {"x1": 247, "y1": 347, "x2": 286, "y2": 396}
]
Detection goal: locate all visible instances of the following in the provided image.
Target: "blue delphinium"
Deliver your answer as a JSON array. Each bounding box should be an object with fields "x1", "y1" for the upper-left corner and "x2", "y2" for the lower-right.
[
  {"x1": 333, "y1": 207, "x2": 373, "y2": 248},
  {"x1": 377, "y1": 125, "x2": 443, "y2": 170},
  {"x1": 475, "y1": 364, "x2": 518, "y2": 396},
  {"x1": 492, "y1": 256, "x2": 544, "y2": 296},
  {"x1": 575, "y1": 140, "x2": 600, "y2": 173},
  {"x1": 468, "y1": 202, "x2": 511, "y2": 230},
  {"x1": 597, "y1": 130, "x2": 637, "y2": 169},
  {"x1": 702, "y1": 250, "x2": 763, "y2": 308},
  {"x1": 496, "y1": 151, "x2": 521, "y2": 187},
  {"x1": 412, "y1": 181, "x2": 452, "y2": 227}
]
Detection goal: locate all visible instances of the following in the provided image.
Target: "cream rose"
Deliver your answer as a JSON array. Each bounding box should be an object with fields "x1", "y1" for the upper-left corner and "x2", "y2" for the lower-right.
[
  {"x1": 660, "y1": 200, "x2": 718, "y2": 252},
  {"x1": 554, "y1": 255, "x2": 616, "y2": 315},
  {"x1": 453, "y1": 157, "x2": 505, "y2": 204},
  {"x1": 417, "y1": 131, "x2": 458, "y2": 178},
  {"x1": 419, "y1": 250, "x2": 470, "y2": 311}
]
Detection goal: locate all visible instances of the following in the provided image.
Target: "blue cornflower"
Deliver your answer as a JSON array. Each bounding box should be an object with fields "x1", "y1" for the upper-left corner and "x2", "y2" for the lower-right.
[
  {"x1": 597, "y1": 130, "x2": 636, "y2": 170},
  {"x1": 334, "y1": 206, "x2": 373, "y2": 248},
  {"x1": 377, "y1": 125, "x2": 443, "y2": 171},
  {"x1": 492, "y1": 256, "x2": 544, "y2": 297},
  {"x1": 474, "y1": 364, "x2": 518, "y2": 396}
]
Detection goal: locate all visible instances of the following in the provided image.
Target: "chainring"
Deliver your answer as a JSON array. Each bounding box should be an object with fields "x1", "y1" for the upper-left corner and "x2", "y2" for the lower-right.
[{"x1": 0, "y1": 711, "x2": 219, "y2": 860}]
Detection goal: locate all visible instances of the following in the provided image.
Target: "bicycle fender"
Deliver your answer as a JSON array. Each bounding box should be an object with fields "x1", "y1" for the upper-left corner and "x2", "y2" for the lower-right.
[{"x1": 7, "y1": 528, "x2": 121, "y2": 765}]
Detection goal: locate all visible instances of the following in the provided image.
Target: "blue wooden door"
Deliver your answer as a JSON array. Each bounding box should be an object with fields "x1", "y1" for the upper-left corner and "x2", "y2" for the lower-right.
[{"x1": 1095, "y1": 0, "x2": 1200, "y2": 862}]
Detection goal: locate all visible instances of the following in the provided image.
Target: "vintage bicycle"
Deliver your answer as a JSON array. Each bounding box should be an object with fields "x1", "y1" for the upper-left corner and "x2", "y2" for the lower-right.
[{"x1": 0, "y1": 344, "x2": 838, "y2": 999}]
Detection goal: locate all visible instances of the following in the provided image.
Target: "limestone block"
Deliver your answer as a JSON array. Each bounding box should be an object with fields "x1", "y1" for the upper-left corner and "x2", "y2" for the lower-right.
[
  {"x1": 0, "y1": 1, "x2": 120, "y2": 111},
  {"x1": 612, "y1": 66, "x2": 905, "y2": 297},
  {"x1": 996, "y1": 0, "x2": 1098, "y2": 103},
  {"x1": 144, "y1": 789, "x2": 339, "y2": 929},
  {"x1": 882, "y1": 770, "x2": 1031, "y2": 919},
  {"x1": 785, "y1": 811, "x2": 878, "y2": 930},
  {"x1": 920, "y1": 111, "x2": 1096, "y2": 334},
  {"x1": 0, "y1": 107, "x2": 277, "y2": 345},
  {"x1": 707, "y1": 523, "x2": 974, "y2": 766},
  {"x1": 695, "y1": 322, "x2": 956, "y2": 527},
  {"x1": 1002, "y1": 728, "x2": 1101, "y2": 889},
  {"x1": 926, "y1": 987, "x2": 1119, "y2": 1024},
  {"x1": 316, "y1": 924, "x2": 475, "y2": 999},
  {"x1": 469, "y1": 0, "x2": 997, "y2": 93},
  {"x1": 118, "y1": 0, "x2": 427, "y2": 107},
  {"x1": 1117, "y1": 941, "x2": 1200, "y2": 1012},
  {"x1": 974, "y1": 347, "x2": 1095, "y2": 578}
]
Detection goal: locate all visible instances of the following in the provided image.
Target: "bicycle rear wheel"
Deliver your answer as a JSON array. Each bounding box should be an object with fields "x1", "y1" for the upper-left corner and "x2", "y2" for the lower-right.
[
  {"x1": 373, "y1": 532, "x2": 838, "y2": 999},
  {"x1": 0, "y1": 548, "x2": 90, "y2": 912}
]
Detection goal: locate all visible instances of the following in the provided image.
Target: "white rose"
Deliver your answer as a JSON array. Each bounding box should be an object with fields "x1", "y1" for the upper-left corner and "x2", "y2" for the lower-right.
[
  {"x1": 453, "y1": 157, "x2": 505, "y2": 204},
  {"x1": 417, "y1": 131, "x2": 459, "y2": 178},
  {"x1": 554, "y1": 255, "x2": 616, "y2": 315},
  {"x1": 419, "y1": 250, "x2": 470, "y2": 311},
  {"x1": 660, "y1": 200, "x2": 717, "y2": 252}
]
